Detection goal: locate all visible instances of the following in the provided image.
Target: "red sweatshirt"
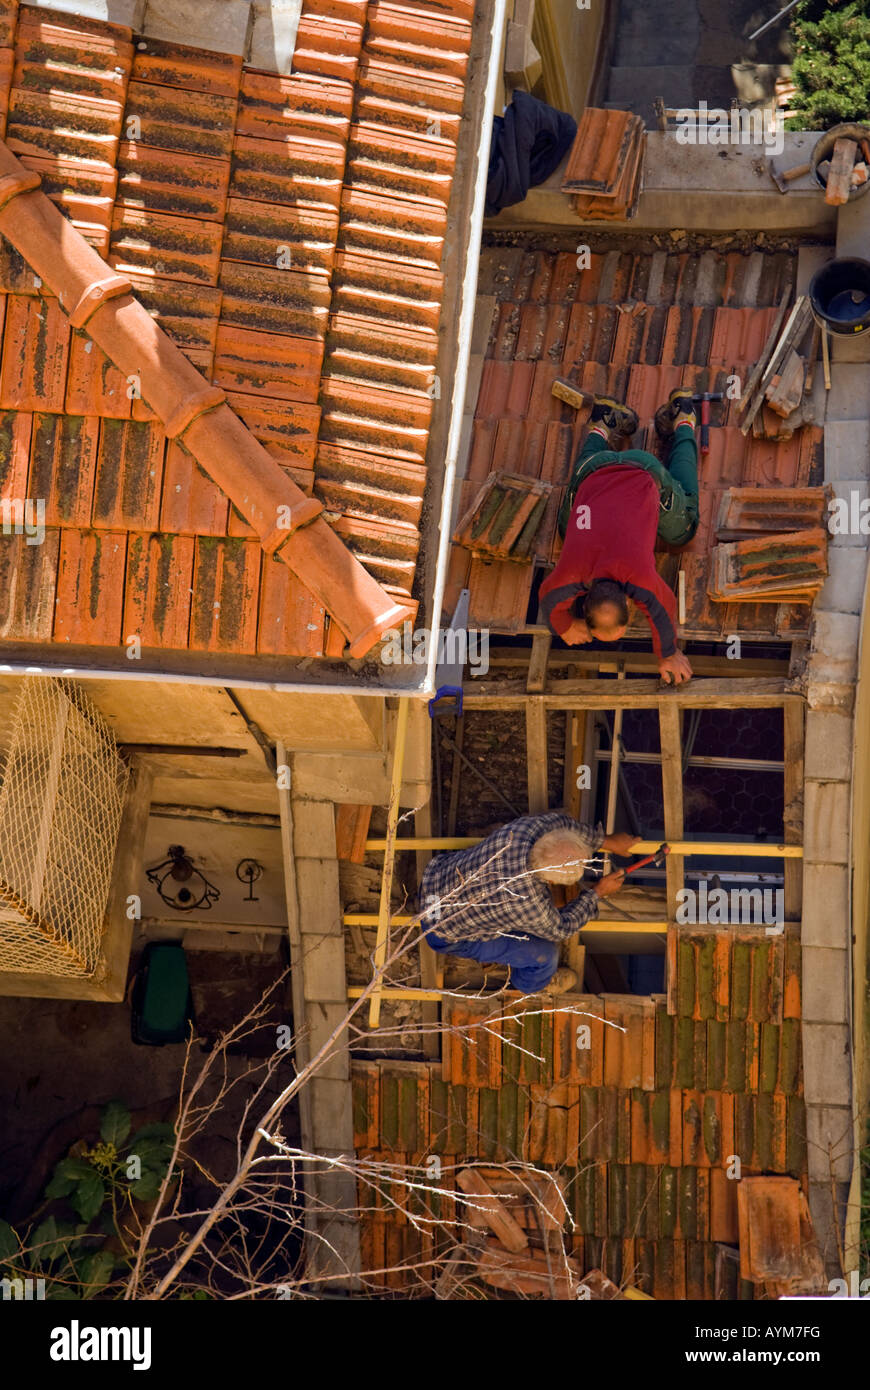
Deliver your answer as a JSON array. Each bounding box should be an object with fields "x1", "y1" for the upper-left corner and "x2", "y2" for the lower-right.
[{"x1": 539, "y1": 464, "x2": 678, "y2": 658}]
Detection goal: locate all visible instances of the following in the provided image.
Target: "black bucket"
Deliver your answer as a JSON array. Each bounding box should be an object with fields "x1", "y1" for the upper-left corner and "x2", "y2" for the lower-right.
[{"x1": 809, "y1": 257, "x2": 870, "y2": 336}]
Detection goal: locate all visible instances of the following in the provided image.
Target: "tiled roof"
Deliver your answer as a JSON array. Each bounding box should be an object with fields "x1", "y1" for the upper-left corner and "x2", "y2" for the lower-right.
[
  {"x1": 352, "y1": 935, "x2": 806, "y2": 1298},
  {"x1": 450, "y1": 246, "x2": 825, "y2": 640},
  {"x1": 0, "y1": 0, "x2": 472, "y2": 662}
]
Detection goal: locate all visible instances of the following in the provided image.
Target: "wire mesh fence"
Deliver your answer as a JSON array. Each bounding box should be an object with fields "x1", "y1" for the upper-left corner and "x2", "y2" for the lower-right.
[{"x1": 0, "y1": 676, "x2": 128, "y2": 977}]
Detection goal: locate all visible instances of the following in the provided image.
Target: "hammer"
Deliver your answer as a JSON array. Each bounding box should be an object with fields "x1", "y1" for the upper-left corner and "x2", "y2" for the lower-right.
[
  {"x1": 623, "y1": 842, "x2": 670, "y2": 875},
  {"x1": 767, "y1": 158, "x2": 811, "y2": 194},
  {"x1": 691, "y1": 391, "x2": 724, "y2": 454}
]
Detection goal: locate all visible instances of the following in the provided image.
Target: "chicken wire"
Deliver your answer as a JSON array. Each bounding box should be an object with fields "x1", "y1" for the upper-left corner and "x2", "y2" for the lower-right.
[{"x1": 0, "y1": 677, "x2": 128, "y2": 977}]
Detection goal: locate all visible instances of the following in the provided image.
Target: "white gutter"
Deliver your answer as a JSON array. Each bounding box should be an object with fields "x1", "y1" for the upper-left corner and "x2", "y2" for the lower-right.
[
  {"x1": 422, "y1": 0, "x2": 509, "y2": 698},
  {"x1": 0, "y1": 659, "x2": 432, "y2": 699}
]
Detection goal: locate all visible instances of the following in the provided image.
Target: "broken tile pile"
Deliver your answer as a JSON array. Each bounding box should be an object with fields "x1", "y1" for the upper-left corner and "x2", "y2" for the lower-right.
[
  {"x1": 448, "y1": 246, "x2": 824, "y2": 639},
  {"x1": 561, "y1": 108, "x2": 644, "y2": 221},
  {"x1": 0, "y1": 0, "x2": 472, "y2": 658},
  {"x1": 352, "y1": 924, "x2": 808, "y2": 1298}
]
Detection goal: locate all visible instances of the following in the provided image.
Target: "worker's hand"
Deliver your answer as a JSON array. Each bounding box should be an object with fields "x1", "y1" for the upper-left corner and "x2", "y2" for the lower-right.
[
  {"x1": 659, "y1": 651, "x2": 693, "y2": 685},
  {"x1": 602, "y1": 832, "x2": 642, "y2": 857},
  {"x1": 593, "y1": 869, "x2": 625, "y2": 898},
  {"x1": 562, "y1": 617, "x2": 591, "y2": 645}
]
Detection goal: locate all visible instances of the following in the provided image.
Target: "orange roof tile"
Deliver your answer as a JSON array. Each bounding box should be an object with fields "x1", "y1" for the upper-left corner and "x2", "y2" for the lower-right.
[{"x1": 0, "y1": 0, "x2": 473, "y2": 665}]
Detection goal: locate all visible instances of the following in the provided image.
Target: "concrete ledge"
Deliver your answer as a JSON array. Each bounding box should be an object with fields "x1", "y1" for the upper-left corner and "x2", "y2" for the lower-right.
[
  {"x1": 310, "y1": 1076, "x2": 354, "y2": 1151},
  {"x1": 141, "y1": 0, "x2": 252, "y2": 55},
  {"x1": 293, "y1": 801, "x2": 338, "y2": 859},
  {"x1": 802, "y1": 1024, "x2": 852, "y2": 1106},
  {"x1": 803, "y1": 781, "x2": 850, "y2": 864},
  {"x1": 28, "y1": 0, "x2": 146, "y2": 24},
  {"x1": 824, "y1": 422, "x2": 870, "y2": 482},
  {"x1": 295, "y1": 859, "x2": 343, "y2": 936},
  {"x1": 808, "y1": 1180, "x2": 850, "y2": 1277},
  {"x1": 305, "y1": 1001, "x2": 351, "y2": 1081},
  {"x1": 488, "y1": 132, "x2": 835, "y2": 235},
  {"x1": 249, "y1": 0, "x2": 301, "y2": 75},
  {"x1": 801, "y1": 864, "x2": 851, "y2": 949},
  {"x1": 817, "y1": 549, "x2": 868, "y2": 616},
  {"x1": 802, "y1": 945, "x2": 851, "y2": 1023},
  {"x1": 809, "y1": 612, "x2": 860, "y2": 687},
  {"x1": 300, "y1": 933, "x2": 347, "y2": 1002},
  {"x1": 804, "y1": 710, "x2": 853, "y2": 782},
  {"x1": 805, "y1": 1105, "x2": 855, "y2": 1184}
]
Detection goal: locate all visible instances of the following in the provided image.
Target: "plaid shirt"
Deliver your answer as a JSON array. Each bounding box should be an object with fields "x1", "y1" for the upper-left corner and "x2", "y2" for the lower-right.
[{"x1": 419, "y1": 812, "x2": 605, "y2": 945}]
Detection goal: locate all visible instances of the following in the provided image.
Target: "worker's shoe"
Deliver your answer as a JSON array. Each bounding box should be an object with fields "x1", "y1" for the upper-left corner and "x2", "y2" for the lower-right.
[
  {"x1": 589, "y1": 396, "x2": 639, "y2": 441},
  {"x1": 655, "y1": 387, "x2": 697, "y2": 436},
  {"x1": 542, "y1": 966, "x2": 579, "y2": 996}
]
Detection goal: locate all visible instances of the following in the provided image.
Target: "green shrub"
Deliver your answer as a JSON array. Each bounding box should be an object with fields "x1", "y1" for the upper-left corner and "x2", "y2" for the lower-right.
[{"x1": 789, "y1": 1, "x2": 870, "y2": 129}]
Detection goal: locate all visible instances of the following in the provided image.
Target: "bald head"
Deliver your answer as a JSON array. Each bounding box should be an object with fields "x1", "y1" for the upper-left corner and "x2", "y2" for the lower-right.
[{"x1": 528, "y1": 828, "x2": 596, "y2": 884}]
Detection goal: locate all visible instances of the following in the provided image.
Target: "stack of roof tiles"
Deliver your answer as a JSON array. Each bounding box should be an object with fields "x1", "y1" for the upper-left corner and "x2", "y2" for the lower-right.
[
  {"x1": 448, "y1": 246, "x2": 824, "y2": 639},
  {"x1": 561, "y1": 108, "x2": 644, "y2": 221},
  {"x1": 352, "y1": 926, "x2": 806, "y2": 1299},
  {"x1": 708, "y1": 487, "x2": 830, "y2": 604},
  {"x1": 452, "y1": 469, "x2": 553, "y2": 561},
  {"x1": 0, "y1": 0, "x2": 472, "y2": 659}
]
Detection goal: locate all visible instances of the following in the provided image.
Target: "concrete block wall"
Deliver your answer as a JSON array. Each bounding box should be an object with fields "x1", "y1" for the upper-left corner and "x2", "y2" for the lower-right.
[{"x1": 797, "y1": 237, "x2": 866, "y2": 1275}]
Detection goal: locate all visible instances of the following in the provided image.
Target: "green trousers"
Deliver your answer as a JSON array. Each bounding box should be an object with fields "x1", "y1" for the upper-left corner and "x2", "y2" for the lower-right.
[{"x1": 557, "y1": 424, "x2": 700, "y2": 546}]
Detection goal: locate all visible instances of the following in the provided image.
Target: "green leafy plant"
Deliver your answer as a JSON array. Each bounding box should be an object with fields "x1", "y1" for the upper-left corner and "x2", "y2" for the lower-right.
[
  {"x1": 0, "y1": 1101, "x2": 175, "y2": 1300},
  {"x1": 788, "y1": 1, "x2": 870, "y2": 130}
]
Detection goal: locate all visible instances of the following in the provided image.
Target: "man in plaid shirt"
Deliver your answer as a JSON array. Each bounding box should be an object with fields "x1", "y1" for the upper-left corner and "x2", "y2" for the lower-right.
[{"x1": 420, "y1": 811, "x2": 637, "y2": 995}]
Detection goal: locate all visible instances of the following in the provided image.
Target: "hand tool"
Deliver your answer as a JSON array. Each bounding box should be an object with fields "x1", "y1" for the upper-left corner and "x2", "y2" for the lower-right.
[
  {"x1": 623, "y1": 842, "x2": 670, "y2": 875},
  {"x1": 768, "y1": 159, "x2": 811, "y2": 193},
  {"x1": 690, "y1": 391, "x2": 724, "y2": 454},
  {"x1": 551, "y1": 378, "x2": 595, "y2": 411}
]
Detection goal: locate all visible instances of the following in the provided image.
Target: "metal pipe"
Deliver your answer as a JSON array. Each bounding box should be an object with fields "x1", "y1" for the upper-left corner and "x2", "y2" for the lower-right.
[{"x1": 594, "y1": 750, "x2": 784, "y2": 771}]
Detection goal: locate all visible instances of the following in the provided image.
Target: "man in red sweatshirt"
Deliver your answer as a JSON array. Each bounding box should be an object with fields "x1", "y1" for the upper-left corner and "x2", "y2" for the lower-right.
[{"x1": 539, "y1": 389, "x2": 699, "y2": 684}]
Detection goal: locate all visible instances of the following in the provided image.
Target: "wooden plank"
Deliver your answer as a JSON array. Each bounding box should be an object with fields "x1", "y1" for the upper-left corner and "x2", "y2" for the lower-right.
[
  {"x1": 782, "y1": 702, "x2": 804, "y2": 921},
  {"x1": 526, "y1": 631, "x2": 552, "y2": 693},
  {"x1": 603, "y1": 706, "x2": 623, "y2": 873},
  {"x1": 362, "y1": 841, "x2": 804, "y2": 857},
  {"x1": 485, "y1": 646, "x2": 789, "y2": 678},
  {"x1": 526, "y1": 701, "x2": 549, "y2": 813},
  {"x1": 764, "y1": 348, "x2": 805, "y2": 418},
  {"x1": 659, "y1": 704, "x2": 684, "y2": 922},
  {"x1": 446, "y1": 715, "x2": 465, "y2": 836},
  {"x1": 456, "y1": 1167, "x2": 529, "y2": 1253},
  {"x1": 369, "y1": 699, "x2": 410, "y2": 1029},
  {"x1": 740, "y1": 297, "x2": 811, "y2": 436},
  {"x1": 463, "y1": 678, "x2": 798, "y2": 709},
  {"x1": 415, "y1": 802, "x2": 442, "y2": 1059},
  {"x1": 736, "y1": 288, "x2": 791, "y2": 415},
  {"x1": 334, "y1": 804, "x2": 372, "y2": 863}
]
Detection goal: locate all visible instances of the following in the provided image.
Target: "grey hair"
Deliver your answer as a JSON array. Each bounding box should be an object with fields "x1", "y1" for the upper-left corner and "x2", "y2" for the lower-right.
[{"x1": 528, "y1": 829, "x2": 596, "y2": 884}]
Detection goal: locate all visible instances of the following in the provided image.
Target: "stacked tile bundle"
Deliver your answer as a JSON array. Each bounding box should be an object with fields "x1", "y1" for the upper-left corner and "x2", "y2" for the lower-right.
[
  {"x1": 448, "y1": 245, "x2": 824, "y2": 640},
  {"x1": 708, "y1": 486, "x2": 830, "y2": 605},
  {"x1": 351, "y1": 927, "x2": 807, "y2": 1299},
  {"x1": 561, "y1": 108, "x2": 644, "y2": 221},
  {"x1": 0, "y1": 0, "x2": 472, "y2": 660}
]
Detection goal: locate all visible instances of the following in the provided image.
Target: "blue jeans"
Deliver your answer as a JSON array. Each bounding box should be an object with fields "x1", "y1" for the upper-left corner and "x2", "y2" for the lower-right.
[{"x1": 425, "y1": 928, "x2": 560, "y2": 994}]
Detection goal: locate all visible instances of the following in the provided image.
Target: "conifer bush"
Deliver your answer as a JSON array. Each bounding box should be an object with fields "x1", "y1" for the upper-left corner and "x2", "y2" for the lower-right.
[{"x1": 788, "y1": 0, "x2": 870, "y2": 129}]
